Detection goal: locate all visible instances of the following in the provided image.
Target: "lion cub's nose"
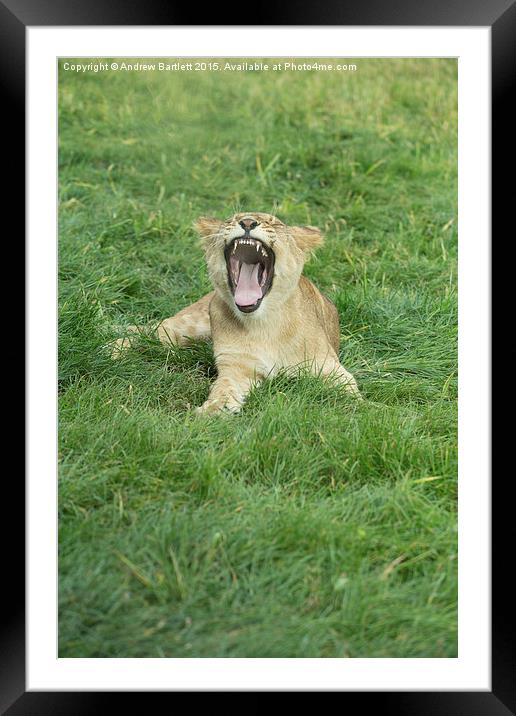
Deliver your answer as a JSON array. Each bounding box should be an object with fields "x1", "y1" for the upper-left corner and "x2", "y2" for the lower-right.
[{"x1": 239, "y1": 219, "x2": 259, "y2": 231}]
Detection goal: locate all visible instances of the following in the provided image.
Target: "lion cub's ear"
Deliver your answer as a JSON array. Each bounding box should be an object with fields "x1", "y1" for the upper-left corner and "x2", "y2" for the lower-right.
[
  {"x1": 290, "y1": 225, "x2": 324, "y2": 254},
  {"x1": 194, "y1": 216, "x2": 222, "y2": 244}
]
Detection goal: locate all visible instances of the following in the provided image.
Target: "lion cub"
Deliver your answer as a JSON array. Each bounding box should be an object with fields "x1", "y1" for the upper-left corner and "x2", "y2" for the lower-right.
[{"x1": 114, "y1": 212, "x2": 360, "y2": 413}]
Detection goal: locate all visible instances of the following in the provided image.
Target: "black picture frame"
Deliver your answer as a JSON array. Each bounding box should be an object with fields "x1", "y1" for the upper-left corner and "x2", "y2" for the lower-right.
[{"x1": 7, "y1": 0, "x2": 512, "y2": 712}]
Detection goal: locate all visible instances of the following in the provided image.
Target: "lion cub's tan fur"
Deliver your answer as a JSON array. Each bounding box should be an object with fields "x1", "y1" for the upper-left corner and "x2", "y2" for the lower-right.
[{"x1": 113, "y1": 212, "x2": 360, "y2": 413}]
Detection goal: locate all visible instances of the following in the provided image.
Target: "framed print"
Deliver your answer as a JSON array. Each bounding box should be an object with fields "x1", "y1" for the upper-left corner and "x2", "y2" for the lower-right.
[{"x1": 5, "y1": 0, "x2": 513, "y2": 711}]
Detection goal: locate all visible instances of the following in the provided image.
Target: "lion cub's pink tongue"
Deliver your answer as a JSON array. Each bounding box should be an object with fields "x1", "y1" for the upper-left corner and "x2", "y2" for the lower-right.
[{"x1": 234, "y1": 262, "x2": 262, "y2": 306}]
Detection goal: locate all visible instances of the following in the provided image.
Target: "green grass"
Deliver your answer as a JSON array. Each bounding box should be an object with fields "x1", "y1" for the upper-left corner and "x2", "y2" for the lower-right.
[{"x1": 58, "y1": 58, "x2": 457, "y2": 658}]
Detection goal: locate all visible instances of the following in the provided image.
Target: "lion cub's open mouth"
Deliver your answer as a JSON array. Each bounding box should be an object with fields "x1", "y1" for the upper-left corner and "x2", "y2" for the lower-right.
[{"x1": 224, "y1": 237, "x2": 275, "y2": 313}]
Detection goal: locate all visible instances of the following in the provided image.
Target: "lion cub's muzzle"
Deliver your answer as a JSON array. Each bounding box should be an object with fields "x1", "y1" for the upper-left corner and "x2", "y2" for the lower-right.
[{"x1": 224, "y1": 237, "x2": 275, "y2": 313}]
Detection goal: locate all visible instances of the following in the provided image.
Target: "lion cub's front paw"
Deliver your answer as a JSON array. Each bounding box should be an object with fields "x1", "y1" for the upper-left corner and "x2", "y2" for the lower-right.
[
  {"x1": 109, "y1": 337, "x2": 133, "y2": 360},
  {"x1": 345, "y1": 381, "x2": 363, "y2": 401},
  {"x1": 195, "y1": 396, "x2": 242, "y2": 416}
]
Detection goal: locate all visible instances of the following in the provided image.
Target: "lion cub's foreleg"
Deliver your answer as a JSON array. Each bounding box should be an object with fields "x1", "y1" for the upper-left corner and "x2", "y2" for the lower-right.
[
  {"x1": 196, "y1": 355, "x2": 261, "y2": 415},
  {"x1": 156, "y1": 292, "x2": 213, "y2": 347},
  {"x1": 314, "y1": 354, "x2": 362, "y2": 399},
  {"x1": 111, "y1": 292, "x2": 213, "y2": 357}
]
